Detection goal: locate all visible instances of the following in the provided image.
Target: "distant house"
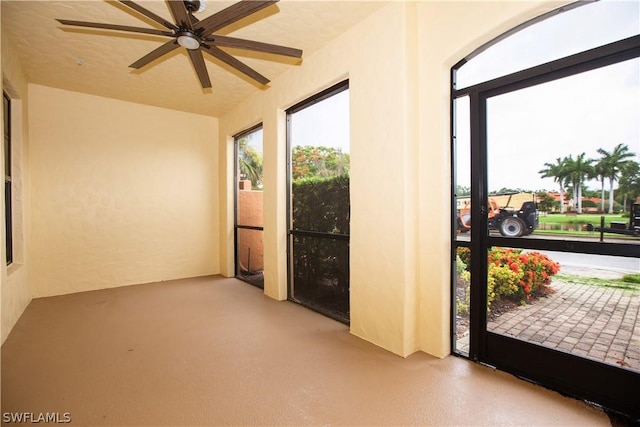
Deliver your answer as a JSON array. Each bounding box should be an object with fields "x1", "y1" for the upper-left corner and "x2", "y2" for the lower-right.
[
  {"x1": 544, "y1": 191, "x2": 571, "y2": 211},
  {"x1": 542, "y1": 192, "x2": 607, "y2": 213}
]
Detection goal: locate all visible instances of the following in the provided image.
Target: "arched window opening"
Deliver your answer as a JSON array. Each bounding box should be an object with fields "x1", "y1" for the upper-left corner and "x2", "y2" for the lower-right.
[{"x1": 451, "y1": 1, "x2": 640, "y2": 419}]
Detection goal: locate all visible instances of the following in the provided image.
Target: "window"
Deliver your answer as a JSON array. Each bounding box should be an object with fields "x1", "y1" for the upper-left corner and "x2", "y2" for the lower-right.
[{"x1": 3, "y1": 92, "x2": 12, "y2": 265}]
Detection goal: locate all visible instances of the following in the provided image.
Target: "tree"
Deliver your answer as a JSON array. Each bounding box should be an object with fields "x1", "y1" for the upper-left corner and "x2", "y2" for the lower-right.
[
  {"x1": 597, "y1": 144, "x2": 635, "y2": 213},
  {"x1": 538, "y1": 157, "x2": 568, "y2": 213},
  {"x1": 536, "y1": 192, "x2": 556, "y2": 214},
  {"x1": 563, "y1": 153, "x2": 593, "y2": 214},
  {"x1": 455, "y1": 185, "x2": 470, "y2": 197},
  {"x1": 593, "y1": 159, "x2": 608, "y2": 212},
  {"x1": 237, "y1": 136, "x2": 263, "y2": 189},
  {"x1": 492, "y1": 187, "x2": 524, "y2": 195},
  {"x1": 618, "y1": 160, "x2": 640, "y2": 211},
  {"x1": 291, "y1": 145, "x2": 350, "y2": 181},
  {"x1": 582, "y1": 188, "x2": 600, "y2": 198}
]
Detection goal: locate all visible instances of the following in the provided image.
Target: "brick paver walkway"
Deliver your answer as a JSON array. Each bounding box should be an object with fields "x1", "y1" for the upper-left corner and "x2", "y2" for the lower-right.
[{"x1": 488, "y1": 280, "x2": 640, "y2": 371}]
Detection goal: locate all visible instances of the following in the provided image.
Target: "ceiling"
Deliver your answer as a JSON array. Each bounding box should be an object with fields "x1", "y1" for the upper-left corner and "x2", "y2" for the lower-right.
[{"x1": 1, "y1": 0, "x2": 387, "y2": 117}]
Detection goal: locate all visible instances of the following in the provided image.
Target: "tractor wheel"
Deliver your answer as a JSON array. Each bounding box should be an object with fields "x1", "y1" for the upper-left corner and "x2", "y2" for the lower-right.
[{"x1": 499, "y1": 217, "x2": 525, "y2": 237}]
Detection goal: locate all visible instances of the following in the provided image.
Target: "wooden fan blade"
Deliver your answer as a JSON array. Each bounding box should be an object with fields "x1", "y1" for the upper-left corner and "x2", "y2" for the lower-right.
[
  {"x1": 57, "y1": 19, "x2": 173, "y2": 37},
  {"x1": 118, "y1": 1, "x2": 178, "y2": 30},
  {"x1": 167, "y1": 0, "x2": 192, "y2": 30},
  {"x1": 129, "y1": 40, "x2": 179, "y2": 69},
  {"x1": 202, "y1": 45, "x2": 269, "y2": 86},
  {"x1": 195, "y1": 0, "x2": 277, "y2": 36},
  {"x1": 207, "y1": 35, "x2": 302, "y2": 58},
  {"x1": 188, "y1": 49, "x2": 212, "y2": 89}
]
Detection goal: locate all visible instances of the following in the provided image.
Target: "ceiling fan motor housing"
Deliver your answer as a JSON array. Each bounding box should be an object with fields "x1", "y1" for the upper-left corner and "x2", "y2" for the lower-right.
[{"x1": 184, "y1": 0, "x2": 202, "y2": 13}]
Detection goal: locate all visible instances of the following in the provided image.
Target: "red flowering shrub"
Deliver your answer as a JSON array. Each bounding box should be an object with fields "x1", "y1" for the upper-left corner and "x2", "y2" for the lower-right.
[
  {"x1": 457, "y1": 247, "x2": 471, "y2": 269},
  {"x1": 487, "y1": 248, "x2": 560, "y2": 303},
  {"x1": 455, "y1": 247, "x2": 561, "y2": 311}
]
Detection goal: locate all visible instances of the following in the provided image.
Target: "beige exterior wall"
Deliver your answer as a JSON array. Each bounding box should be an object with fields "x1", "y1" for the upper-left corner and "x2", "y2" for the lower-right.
[
  {"x1": 2, "y1": 25, "x2": 33, "y2": 343},
  {"x1": 28, "y1": 85, "x2": 220, "y2": 298},
  {"x1": 219, "y1": 1, "x2": 570, "y2": 357},
  {"x1": 237, "y1": 189, "x2": 264, "y2": 271}
]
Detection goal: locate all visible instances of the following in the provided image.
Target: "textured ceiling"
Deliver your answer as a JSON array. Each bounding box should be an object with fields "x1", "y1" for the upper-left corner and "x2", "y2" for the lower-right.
[{"x1": 2, "y1": 0, "x2": 387, "y2": 117}]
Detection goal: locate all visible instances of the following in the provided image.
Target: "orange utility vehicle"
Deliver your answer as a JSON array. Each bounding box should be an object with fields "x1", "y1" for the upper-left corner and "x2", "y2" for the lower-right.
[{"x1": 457, "y1": 194, "x2": 538, "y2": 237}]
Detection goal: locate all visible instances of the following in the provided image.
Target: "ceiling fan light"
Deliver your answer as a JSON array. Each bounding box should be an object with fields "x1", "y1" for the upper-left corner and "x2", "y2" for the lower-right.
[{"x1": 177, "y1": 32, "x2": 200, "y2": 50}]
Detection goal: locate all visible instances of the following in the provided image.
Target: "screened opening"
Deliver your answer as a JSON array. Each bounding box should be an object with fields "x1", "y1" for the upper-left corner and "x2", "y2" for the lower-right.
[
  {"x1": 287, "y1": 80, "x2": 350, "y2": 323},
  {"x1": 451, "y1": 0, "x2": 640, "y2": 418},
  {"x1": 235, "y1": 125, "x2": 264, "y2": 288}
]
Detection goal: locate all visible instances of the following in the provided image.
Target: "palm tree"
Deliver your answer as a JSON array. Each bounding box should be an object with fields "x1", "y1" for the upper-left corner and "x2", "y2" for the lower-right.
[
  {"x1": 597, "y1": 143, "x2": 635, "y2": 213},
  {"x1": 237, "y1": 137, "x2": 263, "y2": 188},
  {"x1": 593, "y1": 159, "x2": 608, "y2": 212},
  {"x1": 564, "y1": 153, "x2": 593, "y2": 214},
  {"x1": 539, "y1": 157, "x2": 568, "y2": 213}
]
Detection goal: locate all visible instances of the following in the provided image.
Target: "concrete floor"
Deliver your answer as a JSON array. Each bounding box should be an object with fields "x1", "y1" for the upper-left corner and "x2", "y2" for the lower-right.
[{"x1": 2, "y1": 276, "x2": 612, "y2": 426}]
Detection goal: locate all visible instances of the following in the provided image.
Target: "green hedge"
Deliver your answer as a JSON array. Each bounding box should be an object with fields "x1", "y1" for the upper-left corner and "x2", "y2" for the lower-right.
[
  {"x1": 292, "y1": 174, "x2": 350, "y2": 234},
  {"x1": 291, "y1": 174, "x2": 350, "y2": 319}
]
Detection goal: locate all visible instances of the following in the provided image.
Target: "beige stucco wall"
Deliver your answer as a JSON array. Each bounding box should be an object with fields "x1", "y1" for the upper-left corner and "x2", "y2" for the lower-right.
[
  {"x1": 219, "y1": 1, "x2": 571, "y2": 358},
  {"x1": 28, "y1": 85, "x2": 220, "y2": 298},
  {"x1": 1, "y1": 24, "x2": 33, "y2": 344}
]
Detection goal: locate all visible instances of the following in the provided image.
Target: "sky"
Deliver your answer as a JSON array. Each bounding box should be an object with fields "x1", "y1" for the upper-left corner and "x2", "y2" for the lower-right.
[
  {"x1": 241, "y1": 88, "x2": 349, "y2": 157},
  {"x1": 289, "y1": 89, "x2": 350, "y2": 153},
  {"x1": 244, "y1": 128, "x2": 263, "y2": 154},
  {"x1": 455, "y1": 0, "x2": 640, "y2": 193}
]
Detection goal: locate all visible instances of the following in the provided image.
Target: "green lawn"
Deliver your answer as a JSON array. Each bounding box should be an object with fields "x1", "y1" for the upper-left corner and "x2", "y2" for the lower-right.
[
  {"x1": 556, "y1": 273, "x2": 640, "y2": 291},
  {"x1": 538, "y1": 213, "x2": 625, "y2": 225},
  {"x1": 535, "y1": 213, "x2": 634, "y2": 238},
  {"x1": 534, "y1": 229, "x2": 635, "y2": 239}
]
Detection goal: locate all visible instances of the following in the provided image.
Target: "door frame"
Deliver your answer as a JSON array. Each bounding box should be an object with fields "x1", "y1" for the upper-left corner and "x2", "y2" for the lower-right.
[{"x1": 452, "y1": 35, "x2": 640, "y2": 417}]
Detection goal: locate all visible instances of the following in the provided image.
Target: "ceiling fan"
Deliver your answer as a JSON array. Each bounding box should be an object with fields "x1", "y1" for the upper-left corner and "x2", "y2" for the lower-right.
[{"x1": 57, "y1": 0, "x2": 303, "y2": 89}]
